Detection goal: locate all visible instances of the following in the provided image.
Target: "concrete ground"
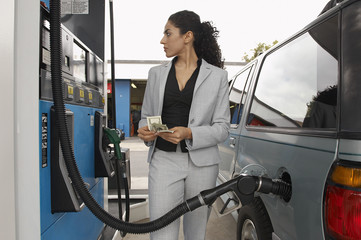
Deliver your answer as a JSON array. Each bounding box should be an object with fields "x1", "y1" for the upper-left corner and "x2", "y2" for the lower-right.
[{"x1": 108, "y1": 136, "x2": 237, "y2": 240}]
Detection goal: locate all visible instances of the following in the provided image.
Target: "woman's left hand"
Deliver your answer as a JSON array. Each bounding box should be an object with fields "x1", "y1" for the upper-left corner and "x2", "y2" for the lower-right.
[{"x1": 156, "y1": 126, "x2": 192, "y2": 144}]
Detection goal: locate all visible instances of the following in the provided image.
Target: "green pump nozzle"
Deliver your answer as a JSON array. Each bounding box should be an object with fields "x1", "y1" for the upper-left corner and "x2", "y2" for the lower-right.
[{"x1": 103, "y1": 127, "x2": 122, "y2": 160}]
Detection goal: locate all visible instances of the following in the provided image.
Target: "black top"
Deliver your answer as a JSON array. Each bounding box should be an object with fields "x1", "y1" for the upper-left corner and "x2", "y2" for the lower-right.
[{"x1": 155, "y1": 58, "x2": 202, "y2": 152}]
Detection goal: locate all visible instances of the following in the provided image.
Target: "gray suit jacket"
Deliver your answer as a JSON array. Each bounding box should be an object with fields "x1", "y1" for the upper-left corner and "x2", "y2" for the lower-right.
[{"x1": 139, "y1": 59, "x2": 230, "y2": 167}]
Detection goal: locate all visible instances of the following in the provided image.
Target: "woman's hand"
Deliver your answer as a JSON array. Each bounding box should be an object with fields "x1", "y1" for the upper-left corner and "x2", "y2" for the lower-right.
[
  {"x1": 157, "y1": 127, "x2": 192, "y2": 144},
  {"x1": 137, "y1": 126, "x2": 157, "y2": 142}
]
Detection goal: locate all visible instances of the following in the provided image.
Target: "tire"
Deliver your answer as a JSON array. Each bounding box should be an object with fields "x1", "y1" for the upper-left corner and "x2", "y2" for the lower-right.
[{"x1": 237, "y1": 197, "x2": 273, "y2": 240}]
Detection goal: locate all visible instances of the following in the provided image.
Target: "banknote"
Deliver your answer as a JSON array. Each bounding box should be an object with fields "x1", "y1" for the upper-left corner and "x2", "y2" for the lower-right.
[{"x1": 146, "y1": 116, "x2": 174, "y2": 133}]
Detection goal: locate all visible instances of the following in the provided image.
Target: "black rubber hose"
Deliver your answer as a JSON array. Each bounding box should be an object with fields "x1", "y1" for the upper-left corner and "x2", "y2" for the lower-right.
[
  {"x1": 114, "y1": 158, "x2": 131, "y2": 237},
  {"x1": 122, "y1": 165, "x2": 130, "y2": 223},
  {"x1": 49, "y1": 0, "x2": 191, "y2": 233},
  {"x1": 109, "y1": 0, "x2": 130, "y2": 233},
  {"x1": 117, "y1": 169, "x2": 131, "y2": 236},
  {"x1": 109, "y1": 0, "x2": 116, "y2": 126},
  {"x1": 114, "y1": 158, "x2": 123, "y2": 223}
]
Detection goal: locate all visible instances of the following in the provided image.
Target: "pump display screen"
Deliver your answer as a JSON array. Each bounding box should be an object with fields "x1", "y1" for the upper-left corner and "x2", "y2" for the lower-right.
[{"x1": 73, "y1": 41, "x2": 87, "y2": 82}]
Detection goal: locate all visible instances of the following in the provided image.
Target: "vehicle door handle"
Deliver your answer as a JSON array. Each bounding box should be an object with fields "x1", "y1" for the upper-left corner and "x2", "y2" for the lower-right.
[{"x1": 230, "y1": 137, "x2": 236, "y2": 148}]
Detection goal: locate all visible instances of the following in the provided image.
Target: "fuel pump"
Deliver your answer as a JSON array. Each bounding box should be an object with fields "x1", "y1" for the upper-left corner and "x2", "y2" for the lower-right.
[{"x1": 39, "y1": 0, "x2": 128, "y2": 238}]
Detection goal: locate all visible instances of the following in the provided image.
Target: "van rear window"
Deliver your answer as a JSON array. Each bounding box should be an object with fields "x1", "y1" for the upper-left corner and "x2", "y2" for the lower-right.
[{"x1": 247, "y1": 15, "x2": 339, "y2": 130}]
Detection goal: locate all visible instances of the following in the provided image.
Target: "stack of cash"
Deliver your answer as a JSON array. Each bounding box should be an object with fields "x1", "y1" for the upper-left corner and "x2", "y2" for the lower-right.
[{"x1": 147, "y1": 116, "x2": 174, "y2": 133}]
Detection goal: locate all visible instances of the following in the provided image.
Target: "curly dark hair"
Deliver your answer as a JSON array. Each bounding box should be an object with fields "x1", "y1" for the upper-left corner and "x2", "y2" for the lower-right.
[{"x1": 168, "y1": 10, "x2": 224, "y2": 69}]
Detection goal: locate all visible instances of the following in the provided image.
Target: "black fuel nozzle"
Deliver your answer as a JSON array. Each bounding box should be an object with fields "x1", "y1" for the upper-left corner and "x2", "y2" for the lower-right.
[
  {"x1": 237, "y1": 175, "x2": 292, "y2": 204},
  {"x1": 255, "y1": 176, "x2": 292, "y2": 202},
  {"x1": 185, "y1": 175, "x2": 292, "y2": 212}
]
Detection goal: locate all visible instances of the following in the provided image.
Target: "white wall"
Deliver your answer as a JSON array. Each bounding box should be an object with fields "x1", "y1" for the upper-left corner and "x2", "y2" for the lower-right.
[
  {"x1": 0, "y1": 0, "x2": 42, "y2": 239},
  {"x1": 14, "y1": 0, "x2": 41, "y2": 238},
  {"x1": 0, "y1": 0, "x2": 16, "y2": 239}
]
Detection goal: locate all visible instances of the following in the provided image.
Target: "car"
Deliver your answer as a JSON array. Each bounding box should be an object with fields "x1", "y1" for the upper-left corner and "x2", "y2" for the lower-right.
[{"x1": 216, "y1": 0, "x2": 361, "y2": 239}]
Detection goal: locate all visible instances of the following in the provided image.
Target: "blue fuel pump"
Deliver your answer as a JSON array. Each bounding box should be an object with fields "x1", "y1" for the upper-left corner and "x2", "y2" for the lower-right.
[{"x1": 39, "y1": 3, "x2": 114, "y2": 239}]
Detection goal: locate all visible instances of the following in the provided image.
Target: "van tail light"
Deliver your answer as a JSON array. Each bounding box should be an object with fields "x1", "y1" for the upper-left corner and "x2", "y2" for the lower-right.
[{"x1": 324, "y1": 164, "x2": 361, "y2": 240}]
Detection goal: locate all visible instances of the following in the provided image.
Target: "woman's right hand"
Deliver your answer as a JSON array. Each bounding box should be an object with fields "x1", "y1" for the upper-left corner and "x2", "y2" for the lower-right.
[{"x1": 137, "y1": 126, "x2": 157, "y2": 142}]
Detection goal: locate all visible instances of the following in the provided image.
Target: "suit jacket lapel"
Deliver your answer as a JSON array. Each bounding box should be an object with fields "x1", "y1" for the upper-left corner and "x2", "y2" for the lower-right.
[
  {"x1": 194, "y1": 59, "x2": 212, "y2": 95},
  {"x1": 158, "y1": 59, "x2": 211, "y2": 115},
  {"x1": 157, "y1": 61, "x2": 172, "y2": 115}
]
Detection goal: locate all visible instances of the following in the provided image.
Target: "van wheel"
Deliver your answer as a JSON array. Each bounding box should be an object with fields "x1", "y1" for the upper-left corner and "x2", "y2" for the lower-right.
[{"x1": 237, "y1": 197, "x2": 273, "y2": 240}]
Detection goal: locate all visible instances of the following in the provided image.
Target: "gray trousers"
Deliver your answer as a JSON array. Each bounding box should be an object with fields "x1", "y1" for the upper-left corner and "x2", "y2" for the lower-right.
[{"x1": 148, "y1": 146, "x2": 219, "y2": 240}]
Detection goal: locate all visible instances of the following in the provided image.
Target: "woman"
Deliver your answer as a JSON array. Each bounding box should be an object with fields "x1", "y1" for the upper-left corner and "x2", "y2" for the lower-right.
[{"x1": 138, "y1": 10, "x2": 230, "y2": 240}]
